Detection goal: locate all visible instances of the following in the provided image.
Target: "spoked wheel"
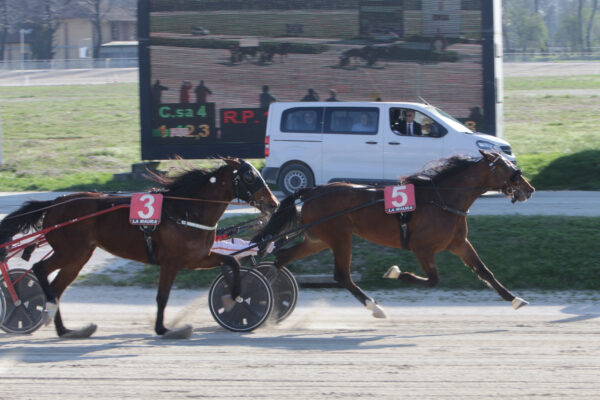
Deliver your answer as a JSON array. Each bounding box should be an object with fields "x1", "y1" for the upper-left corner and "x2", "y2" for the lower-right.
[
  {"x1": 255, "y1": 262, "x2": 298, "y2": 323},
  {"x1": 208, "y1": 267, "x2": 273, "y2": 332},
  {"x1": 0, "y1": 269, "x2": 47, "y2": 334}
]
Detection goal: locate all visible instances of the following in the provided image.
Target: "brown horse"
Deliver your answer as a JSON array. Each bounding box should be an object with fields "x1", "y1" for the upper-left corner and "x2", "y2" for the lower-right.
[
  {"x1": 253, "y1": 150, "x2": 534, "y2": 317},
  {"x1": 0, "y1": 158, "x2": 279, "y2": 338}
]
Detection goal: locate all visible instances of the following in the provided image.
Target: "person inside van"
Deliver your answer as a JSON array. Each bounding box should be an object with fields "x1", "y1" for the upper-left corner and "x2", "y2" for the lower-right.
[
  {"x1": 294, "y1": 111, "x2": 318, "y2": 131},
  {"x1": 393, "y1": 109, "x2": 422, "y2": 136},
  {"x1": 352, "y1": 112, "x2": 375, "y2": 132}
]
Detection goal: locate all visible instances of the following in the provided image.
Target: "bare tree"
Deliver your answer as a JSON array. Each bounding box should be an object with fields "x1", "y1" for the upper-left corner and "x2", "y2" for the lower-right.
[
  {"x1": 577, "y1": 0, "x2": 585, "y2": 49},
  {"x1": 77, "y1": 0, "x2": 114, "y2": 58},
  {"x1": 585, "y1": 0, "x2": 598, "y2": 51},
  {"x1": 0, "y1": 0, "x2": 7, "y2": 61}
]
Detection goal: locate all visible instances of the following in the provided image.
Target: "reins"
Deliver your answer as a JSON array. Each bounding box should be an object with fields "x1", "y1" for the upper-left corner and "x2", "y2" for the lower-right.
[
  {"x1": 0, "y1": 194, "x2": 249, "y2": 221},
  {"x1": 229, "y1": 197, "x2": 385, "y2": 257}
]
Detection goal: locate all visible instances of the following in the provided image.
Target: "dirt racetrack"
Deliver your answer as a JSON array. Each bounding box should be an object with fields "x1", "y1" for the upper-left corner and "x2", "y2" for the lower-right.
[{"x1": 1, "y1": 286, "x2": 599, "y2": 399}]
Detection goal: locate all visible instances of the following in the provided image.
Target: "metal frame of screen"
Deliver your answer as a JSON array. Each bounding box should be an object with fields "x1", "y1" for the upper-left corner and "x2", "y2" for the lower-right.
[{"x1": 138, "y1": 0, "x2": 502, "y2": 161}]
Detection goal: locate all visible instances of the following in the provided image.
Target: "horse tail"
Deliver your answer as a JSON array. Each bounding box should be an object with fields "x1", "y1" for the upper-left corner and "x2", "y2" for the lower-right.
[
  {"x1": 252, "y1": 189, "x2": 310, "y2": 247},
  {"x1": 0, "y1": 200, "x2": 52, "y2": 261}
]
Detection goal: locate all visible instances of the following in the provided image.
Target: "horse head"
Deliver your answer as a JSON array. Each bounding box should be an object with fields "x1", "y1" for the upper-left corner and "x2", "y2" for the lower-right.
[
  {"x1": 223, "y1": 158, "x2": 279, "y2": 215},
  {"x1": 480, "y1": 150, "x2": 535, "y2": 203}
]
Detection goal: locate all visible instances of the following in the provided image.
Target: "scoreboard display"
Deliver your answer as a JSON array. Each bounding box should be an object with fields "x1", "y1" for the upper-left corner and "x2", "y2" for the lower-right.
[
  {"x1": 144, "y1": 103, "x2": 267, "y2": 159},
  {"x1": 138, "y1": 0, "x2": 502, "y2": 160},
  {"x1": 153, "y1": 103, "x2": 216, "y2": 141},
  {"x1": 220, "y1": 108, "x2": 268, "y2": 143}
]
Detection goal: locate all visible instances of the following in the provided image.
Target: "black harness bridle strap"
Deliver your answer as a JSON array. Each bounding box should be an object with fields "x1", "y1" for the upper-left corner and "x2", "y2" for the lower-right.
[
  {"x1": 487, "y1": 154, "x2": 524, "y2": 203},
  {"x1": 423, "y1": 178, "x2": 470, "y2": 217}
]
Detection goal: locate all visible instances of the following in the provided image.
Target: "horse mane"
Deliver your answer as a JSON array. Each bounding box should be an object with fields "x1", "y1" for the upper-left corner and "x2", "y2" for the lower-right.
[
  {"x1": 149, "y1": 164, "x2": 229, "y2": 198},
  {"x1": 404, "y1": 155, "x2": 479, "y2": 187}
]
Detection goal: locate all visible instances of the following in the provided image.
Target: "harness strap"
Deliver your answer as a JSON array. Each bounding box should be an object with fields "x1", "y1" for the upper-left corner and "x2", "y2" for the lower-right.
[
  {"x1": 139, "y1": 225, "x2": 158, "y2": 265},
  {"x1": 395, "y1": 212, "x2": 411, "y2": 249},
  {"x1": 424, "y1": 177, "x2": 469, "y2": 217},
  {"x1": 427, "y1": 201, "x2": 469, "y2": 217},
  {"x1": 176, "y1": 219, "x2": 218, "y2": 231}
]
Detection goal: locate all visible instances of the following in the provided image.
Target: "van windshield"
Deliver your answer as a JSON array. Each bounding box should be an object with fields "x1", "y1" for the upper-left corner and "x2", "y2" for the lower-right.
[{"x1": 424, "y1": 105, "x2": 473, "y2": 134}]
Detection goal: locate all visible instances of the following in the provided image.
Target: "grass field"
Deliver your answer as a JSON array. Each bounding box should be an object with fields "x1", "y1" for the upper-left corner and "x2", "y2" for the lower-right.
[
  {"x1": 79, "y1": 214, "x2": 600, "y2": 291},
  {"x1": 503, "y1": 75, "x2": 600, "y2": 91},
  {"x1": 0, "y1": 73, "x2": 598, "y2": 290}
]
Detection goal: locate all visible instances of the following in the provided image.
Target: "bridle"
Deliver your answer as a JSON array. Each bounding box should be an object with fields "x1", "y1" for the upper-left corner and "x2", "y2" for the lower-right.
[
  {"x1": 487, "y1": 154, "x2": 523, "y2": 202},
  {"x1": 231, "y1": 161, "x2": 270, "y2": 209}
]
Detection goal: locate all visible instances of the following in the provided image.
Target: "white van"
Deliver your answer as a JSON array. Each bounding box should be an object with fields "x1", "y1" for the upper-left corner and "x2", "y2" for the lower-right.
[{"x1": 262, "y1": 102, "x2": 515, "y2": 195}]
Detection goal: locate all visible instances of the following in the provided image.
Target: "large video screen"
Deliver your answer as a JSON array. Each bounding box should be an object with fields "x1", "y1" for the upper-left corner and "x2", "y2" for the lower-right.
[{"x1": 138, "y1": 0, "x2": 499, "y2": 160}]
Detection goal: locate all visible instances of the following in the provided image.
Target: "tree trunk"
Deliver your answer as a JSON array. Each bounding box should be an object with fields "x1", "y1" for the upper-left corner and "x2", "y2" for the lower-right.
[
  {"x1": 578, "y1": 0, "x2": 585, "y2": 50},
  {"x1": 502, "y1": 27, "x2": 511, "y2": 53},
  {"x1": 586, "y1": 0, "x2": 599, "y2": 51},
  {"x1": 0, "y1": 0, "x2": 6, "y2": 62},
  {"x1": 92, "y1": 0, "x2": 104, "y2": 59}
]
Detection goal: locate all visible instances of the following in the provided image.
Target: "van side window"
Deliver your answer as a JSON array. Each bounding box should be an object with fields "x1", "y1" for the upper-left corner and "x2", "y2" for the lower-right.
[
  {"x1": 325, "y1": 107, "x2": 378, "y2": 135},
  {"x1": 390, "y1": 108, "x2": 447, "y2": 138},
  {"x1": 281, "y1": 107, "x2": 323, "y2": 133}
]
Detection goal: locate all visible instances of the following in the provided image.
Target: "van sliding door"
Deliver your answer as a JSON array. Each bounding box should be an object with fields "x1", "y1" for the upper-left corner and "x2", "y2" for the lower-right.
[{"x1": 321, "y1": 107, "x2": 382, "y2": 184}]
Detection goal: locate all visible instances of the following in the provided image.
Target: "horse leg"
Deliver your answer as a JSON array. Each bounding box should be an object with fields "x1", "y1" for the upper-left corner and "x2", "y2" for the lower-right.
[
  {"x1": 384, "y1": 250, "x2": 440, "y2": 287},
  {"x1": 155, "y1": 265, "x2": 179, "y2": 336},
  {"x1": 449, "y1": 239, "x2": 527, "y2": 309},
  {"x1": 49, "y1": 266, "x2": 98, "y2": 338},
  {"x1": 329, "y1": 236, "x2": 387, "y2": 319},
  {"x1": 32, "y1": 258, "x2": 60, "y2": 320},
  {"x1": 32, "y1": 248, "x2": 96, "y2": 337},
  {"x1": 196, "y1": 253, "x2": 242, "y2": 301}
]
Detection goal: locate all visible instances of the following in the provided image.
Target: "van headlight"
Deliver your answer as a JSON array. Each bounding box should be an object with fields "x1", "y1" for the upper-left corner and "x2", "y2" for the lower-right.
[{"x1": 477, "y1": 140, "x2": 502, "y2": 152}]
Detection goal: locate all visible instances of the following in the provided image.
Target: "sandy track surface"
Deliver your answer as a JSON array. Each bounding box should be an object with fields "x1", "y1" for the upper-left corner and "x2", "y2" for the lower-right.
[{"x1": 1, "y1": 287, "x2": 599, "y2": 399}]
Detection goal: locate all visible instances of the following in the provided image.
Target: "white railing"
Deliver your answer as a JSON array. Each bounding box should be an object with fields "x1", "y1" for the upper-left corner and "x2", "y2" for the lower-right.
[{"x1": 0, "y1": 58, "x2": 138, "y2": 70}]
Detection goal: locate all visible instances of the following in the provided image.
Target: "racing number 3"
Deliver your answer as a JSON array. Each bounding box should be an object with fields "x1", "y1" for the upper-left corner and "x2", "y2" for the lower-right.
[
  {"x1": 138, "y1": 194, "x2": 156, "y2": 218},
  {"x1": 129, "y1": 193, "x2": 163, "y2": 225}
]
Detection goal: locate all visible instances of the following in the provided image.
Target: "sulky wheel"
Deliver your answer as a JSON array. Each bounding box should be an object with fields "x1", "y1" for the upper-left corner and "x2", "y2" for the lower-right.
[
  {"x1": 0, "y1": 269, "x2": 47, "y2": 334},
  {"x1": 0, "y1": 284, "x2": 5, "y2": 327},
  {"x1": 208, "y1": 267, "x2": 273, "y2": 332},
  {"x1": 255, "y1": 262, "x2": 298, "y2": 323}
]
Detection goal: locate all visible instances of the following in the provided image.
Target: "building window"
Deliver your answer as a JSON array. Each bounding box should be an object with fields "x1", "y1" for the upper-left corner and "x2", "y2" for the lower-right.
[{"x1": 111, "y1": 22, "x2": 120, "y2": 41}]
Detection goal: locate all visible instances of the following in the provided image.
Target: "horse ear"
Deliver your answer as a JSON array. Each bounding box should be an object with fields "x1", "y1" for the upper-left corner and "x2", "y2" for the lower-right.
[
  {"x1": 222, "y1": 157, "x2": 240, "y2": 168},
  {"x1": 479, "y1": 149, "x2": 494, "y2": 160}
]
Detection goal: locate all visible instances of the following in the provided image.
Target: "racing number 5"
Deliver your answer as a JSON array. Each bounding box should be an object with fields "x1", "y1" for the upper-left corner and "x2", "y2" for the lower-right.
[{"x1": 391, "y1": 186, "x2": 408, "y2": 208}]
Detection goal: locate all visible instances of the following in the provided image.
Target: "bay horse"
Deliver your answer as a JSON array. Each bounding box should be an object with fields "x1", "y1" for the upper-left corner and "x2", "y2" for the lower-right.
[
  {"x1": 253, "y1": 150, "x2": 534, "y2": 318},
  {"x1": 0, "y1": 158, "x2": 279, "y2": 338}
]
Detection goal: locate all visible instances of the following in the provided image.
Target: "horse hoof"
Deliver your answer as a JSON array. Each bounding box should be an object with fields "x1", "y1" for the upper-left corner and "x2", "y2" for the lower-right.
[
  {"x1": 383, "y1": 265, "x2": 401, "y2": 279},
  {"x1": 365, "y1": 299, "x2": 388, "y2": 319},
  {"x1": 43, "y1": 302, "x2": 59, "y2": 326},
  {"x1": 512, "y1": 297, "x2": 529, "y2": 310},
  {"x1": 60, "y1": 324, "x2": 97, "y2": 339},
  {"x1": 162, "y1": 325, "x2": 193, "y2": 340}
]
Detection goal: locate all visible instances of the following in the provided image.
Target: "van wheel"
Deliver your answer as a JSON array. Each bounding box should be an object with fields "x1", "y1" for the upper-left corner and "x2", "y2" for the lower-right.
[{"x1": 278, "y1": 164, "x2": 314, "y2": 195}]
